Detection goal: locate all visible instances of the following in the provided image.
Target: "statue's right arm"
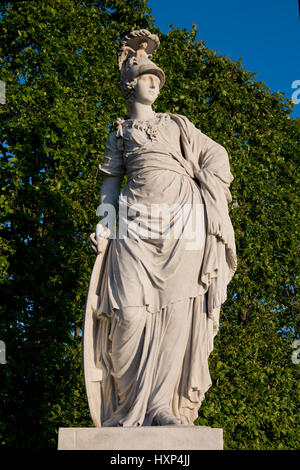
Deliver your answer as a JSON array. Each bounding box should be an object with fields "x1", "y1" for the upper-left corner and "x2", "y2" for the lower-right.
[
  {"x1": 98, "y1": 175, "x2": 122, "y2": 209},
  {"x1": 90, "y1": 129, "x2": 124, "y2": 254},
  {"x1": 90, "y1": 175, "x2": 122, "y2": 254}
]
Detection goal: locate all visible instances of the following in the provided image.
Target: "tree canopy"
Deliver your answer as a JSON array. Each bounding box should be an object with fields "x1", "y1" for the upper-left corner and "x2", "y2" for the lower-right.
[{"x1": 0, "y1": 0, "x2": 299, "y2": 450}]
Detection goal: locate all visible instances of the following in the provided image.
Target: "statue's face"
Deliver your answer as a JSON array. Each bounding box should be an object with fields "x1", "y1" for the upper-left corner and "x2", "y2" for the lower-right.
[{"x1": 134, "y1": 73, "x2": 160, "y2": 106}]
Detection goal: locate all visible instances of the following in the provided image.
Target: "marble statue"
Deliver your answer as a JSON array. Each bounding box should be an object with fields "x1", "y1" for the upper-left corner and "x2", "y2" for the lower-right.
[{"x1": 83, "y1": 29, "x2": 237, "y2": 428}]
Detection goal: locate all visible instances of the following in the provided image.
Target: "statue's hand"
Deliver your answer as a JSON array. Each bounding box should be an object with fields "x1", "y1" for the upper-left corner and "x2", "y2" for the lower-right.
[{"x1": 89, "y1": 224, "x2": 111, "y2": 254}]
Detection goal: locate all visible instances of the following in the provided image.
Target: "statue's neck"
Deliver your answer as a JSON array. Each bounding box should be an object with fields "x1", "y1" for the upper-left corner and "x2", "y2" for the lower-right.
[{"x1": 128, "y1": 102, "x2": 156, "y2": 121}]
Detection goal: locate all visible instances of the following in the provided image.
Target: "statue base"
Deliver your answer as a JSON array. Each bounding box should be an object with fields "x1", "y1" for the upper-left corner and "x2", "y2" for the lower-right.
[{"x1": 58, "y1": 426, "x2": 223, "y2": 450}]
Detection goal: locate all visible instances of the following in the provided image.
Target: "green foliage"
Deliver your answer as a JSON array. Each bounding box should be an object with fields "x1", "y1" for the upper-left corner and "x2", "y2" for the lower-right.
[{"x1": 0, "y1": 1, "x2": 299, "y2": 450}]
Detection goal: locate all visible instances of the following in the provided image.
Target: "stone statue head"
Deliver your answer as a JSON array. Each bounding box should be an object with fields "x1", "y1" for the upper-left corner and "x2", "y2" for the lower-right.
[{"x1": 118, "y1": 30, "x2": 165, "y2": 105}]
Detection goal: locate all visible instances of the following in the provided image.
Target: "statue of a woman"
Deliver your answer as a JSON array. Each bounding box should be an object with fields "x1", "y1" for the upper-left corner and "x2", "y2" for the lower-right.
[{"x1": 85, "y1": 30, "x2": 237, "y2": 427}]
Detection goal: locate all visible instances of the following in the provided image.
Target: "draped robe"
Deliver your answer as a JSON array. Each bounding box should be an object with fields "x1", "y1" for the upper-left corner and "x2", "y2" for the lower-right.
[{"x1": 92, "y1": 113, "x2": 237, "y2": 426}]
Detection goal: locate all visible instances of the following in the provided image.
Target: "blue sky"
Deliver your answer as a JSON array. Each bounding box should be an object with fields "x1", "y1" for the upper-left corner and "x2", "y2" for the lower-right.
[{"x1": 148, "y1": 0, "x2": 300, "y2": 118}]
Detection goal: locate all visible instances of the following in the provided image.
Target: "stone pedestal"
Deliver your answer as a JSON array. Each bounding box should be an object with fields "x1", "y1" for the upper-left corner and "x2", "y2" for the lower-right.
[{"x1": 58, "y1": 426, "x2": 223, "y2": 450}]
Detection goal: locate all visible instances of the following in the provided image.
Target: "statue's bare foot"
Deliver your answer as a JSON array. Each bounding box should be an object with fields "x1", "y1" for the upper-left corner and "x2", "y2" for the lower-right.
[{"x1": 153, "y1": 409, "x2": 185, "y2": 426}]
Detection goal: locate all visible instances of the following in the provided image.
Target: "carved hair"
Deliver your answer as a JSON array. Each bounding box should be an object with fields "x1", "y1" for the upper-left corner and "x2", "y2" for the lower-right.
[{"x1": 122, "y1": 77, "x2": 138, "y2": 103}]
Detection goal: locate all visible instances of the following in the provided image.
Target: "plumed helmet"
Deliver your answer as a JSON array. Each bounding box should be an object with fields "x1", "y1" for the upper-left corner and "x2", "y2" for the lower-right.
[
  {"x1": 118, "y1": 29, "x2": 165, "y2": 99},
  {"x1": 121, "y1": 56, "x2": 165, "y2": 89}
]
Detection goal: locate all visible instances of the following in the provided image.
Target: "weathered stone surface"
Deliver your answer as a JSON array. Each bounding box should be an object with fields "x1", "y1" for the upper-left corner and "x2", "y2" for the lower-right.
[
  {"x1": 58, "y1": 426, "x2": 223, "y2": 450},
  {"x1": 84, "y1": 28, "x2": 236, "y2": 430}
]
